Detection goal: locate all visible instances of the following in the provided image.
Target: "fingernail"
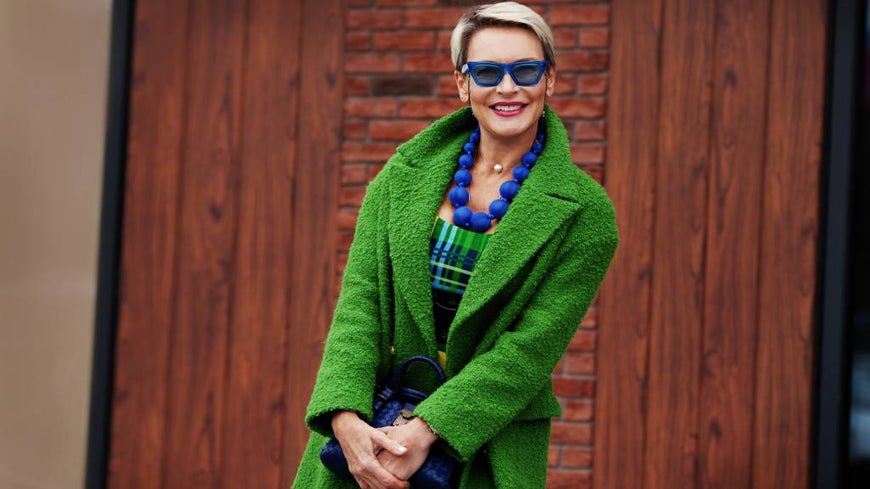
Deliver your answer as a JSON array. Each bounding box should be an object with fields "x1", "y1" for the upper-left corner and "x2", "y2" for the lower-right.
[{"x1": 398, "y1": 446, "x2": 407, "y2": 453}]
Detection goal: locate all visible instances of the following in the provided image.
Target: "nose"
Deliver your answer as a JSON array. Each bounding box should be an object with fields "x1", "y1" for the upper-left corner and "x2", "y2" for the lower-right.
[{"x1": 496, "y1": 68, "x2": 518, "y2": 94}]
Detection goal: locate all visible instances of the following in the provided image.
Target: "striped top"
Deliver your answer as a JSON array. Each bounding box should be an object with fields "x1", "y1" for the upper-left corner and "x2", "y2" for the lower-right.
[{"x1": 429, "y1": 217, "x2": 490, "y2": 351}]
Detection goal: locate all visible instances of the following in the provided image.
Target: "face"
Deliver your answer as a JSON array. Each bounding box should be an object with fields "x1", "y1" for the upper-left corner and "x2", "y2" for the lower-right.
[{"x1": 455, "y1": 26, "x2": 556, "y2": 144}]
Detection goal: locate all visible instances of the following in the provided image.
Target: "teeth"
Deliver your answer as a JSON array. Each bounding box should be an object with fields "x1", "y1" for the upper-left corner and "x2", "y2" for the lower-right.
[{"x1": 494, "y1": 104, "x2": 523, "y2": 112}]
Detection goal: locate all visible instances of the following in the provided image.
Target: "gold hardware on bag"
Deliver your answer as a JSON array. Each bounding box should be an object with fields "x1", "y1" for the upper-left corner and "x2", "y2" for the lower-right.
[{"x1": 392, "y1": 408, "x2": 415, "y2": 426}]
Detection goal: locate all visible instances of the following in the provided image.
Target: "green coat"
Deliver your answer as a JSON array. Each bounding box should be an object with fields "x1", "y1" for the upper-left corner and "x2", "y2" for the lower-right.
[{"x1": 292, "y1": 106, "x2": 618, "y2": 488}]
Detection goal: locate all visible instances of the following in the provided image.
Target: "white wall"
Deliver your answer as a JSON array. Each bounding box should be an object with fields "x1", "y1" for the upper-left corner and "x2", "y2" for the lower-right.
[{"x1": 0, "y1": 0, "x2": 111, "y2": 487}]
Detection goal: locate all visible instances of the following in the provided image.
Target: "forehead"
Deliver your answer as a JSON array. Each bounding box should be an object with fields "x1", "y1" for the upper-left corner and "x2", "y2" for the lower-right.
[{"x1": 466, "y1": 26, "x2": 544, "y2": 62}]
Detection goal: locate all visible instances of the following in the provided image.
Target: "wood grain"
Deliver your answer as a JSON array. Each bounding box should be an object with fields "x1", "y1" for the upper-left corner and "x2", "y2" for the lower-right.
[
  {"x1": 697, "y1": 0, "x2": 770, "y2": 487},
  {"x1": 642, "y1": 0, "x2": 715, "y2": 488},
  {"x1": 220, "y1": 0, "x2": 302, "y2": 487},
  {"x1": 162, "y1": 1, "x2": 246, "y2": 487},
  {"x1": 108, "y1": 0, "x2": 188, "y2": 486},
  {"x1": 594, "y1": 0, "x2": 662, "y2": 487},
  {"x1": 282, "y1": 0, "x2": 345, "y2": 484},
  {"x1": 752, "y1": 0, "x2": 826, "y2": 486}
]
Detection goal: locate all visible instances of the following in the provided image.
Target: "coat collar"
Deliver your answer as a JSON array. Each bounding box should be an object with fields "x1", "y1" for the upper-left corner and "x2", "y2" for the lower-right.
[{"x1": 387, "y1": 107, "x2": 581, "y2": 353}]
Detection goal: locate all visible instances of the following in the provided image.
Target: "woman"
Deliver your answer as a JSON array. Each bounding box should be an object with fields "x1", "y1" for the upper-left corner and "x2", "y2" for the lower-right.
[{"x1": 292, "y1": 2, "x2": 618, "y2": 488}]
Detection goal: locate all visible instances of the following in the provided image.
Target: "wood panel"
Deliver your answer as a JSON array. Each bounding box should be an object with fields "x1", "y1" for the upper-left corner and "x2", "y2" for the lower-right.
[
  {"x1": 283, "y1": 0, "x2": 345, "y2": 482},
  {"x1": 697, "y1": 0, "x2": 769, "y2": 487},
  {"x1": 752, "y1": 0, "x2": 826, "y2": 486},
  {"x1": 594, "y1": 0, "x2": 661, "y2": 486},
  {"x1": 162, "y1": 0, "x2": 245, "y2": 487},
  {"x1": 643, "y1": 1, "x2": 715, "y2": 487},
  {"x1": 221, "y1": 1, "x2": 302, "y2": 487},
  {"x1": 108, "y1": 0, "x2": 188, "y2": 486}
]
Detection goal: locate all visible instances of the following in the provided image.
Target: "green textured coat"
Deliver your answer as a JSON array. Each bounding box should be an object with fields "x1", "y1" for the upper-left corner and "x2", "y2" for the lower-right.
[{"x1": 292, "y1": 106, "x2": 618, "y2": 488}]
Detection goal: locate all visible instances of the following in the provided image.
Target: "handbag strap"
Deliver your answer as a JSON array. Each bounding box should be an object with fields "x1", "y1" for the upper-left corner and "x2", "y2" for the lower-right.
[{"x1": 388, "y1": 355, "x2": 446, "y2": 389}]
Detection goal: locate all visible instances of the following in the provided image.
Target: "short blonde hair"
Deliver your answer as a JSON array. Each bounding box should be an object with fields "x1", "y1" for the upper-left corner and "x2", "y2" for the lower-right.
[{"x1": 450, "y1": 2, "x2": 556, "y2": 71}]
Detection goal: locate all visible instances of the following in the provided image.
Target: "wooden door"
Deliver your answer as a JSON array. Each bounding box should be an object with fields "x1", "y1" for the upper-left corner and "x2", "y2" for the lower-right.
[{"x1": 109, "y1": 0, "x2": 344, "y2": 487}]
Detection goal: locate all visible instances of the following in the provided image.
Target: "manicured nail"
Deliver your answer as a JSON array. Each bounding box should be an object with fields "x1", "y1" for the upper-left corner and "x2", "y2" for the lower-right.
[{"x1": 397, "y1": 445, "x2": 407, "y2": 454}]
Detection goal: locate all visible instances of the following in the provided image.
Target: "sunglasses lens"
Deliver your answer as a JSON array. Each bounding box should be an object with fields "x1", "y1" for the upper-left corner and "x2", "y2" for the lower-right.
[
  {"x1": 512, "y1": 63, "x2": 544, "y2": 85},
  {"x1": 472, "y1": 65, "x2": 503, "y2": 86}
]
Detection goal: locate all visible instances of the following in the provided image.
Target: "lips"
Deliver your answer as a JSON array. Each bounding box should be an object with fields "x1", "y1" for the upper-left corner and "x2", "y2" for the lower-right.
[{"x1": 491, "y1": 102, "x2": 527, "y2": 116}]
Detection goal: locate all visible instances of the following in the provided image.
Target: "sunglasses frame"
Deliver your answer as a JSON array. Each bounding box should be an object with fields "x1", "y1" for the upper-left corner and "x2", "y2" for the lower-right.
[{"x1": 461, "y1": 60, "x2": 550, "y2": 88}]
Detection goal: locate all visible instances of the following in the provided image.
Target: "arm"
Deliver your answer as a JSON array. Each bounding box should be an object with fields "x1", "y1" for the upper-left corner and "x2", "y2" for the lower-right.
[{"x1": 413, "y1": 198, "x2": 619, "y2": 461}]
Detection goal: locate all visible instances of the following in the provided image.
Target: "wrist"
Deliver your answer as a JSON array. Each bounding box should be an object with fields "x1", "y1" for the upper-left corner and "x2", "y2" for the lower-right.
[
  {"x1": 330, "y1": 410, "x2": 360, "y2": 432},
  {"x1": 412, "y1": 416, "x2": 440, "y2": 445}
]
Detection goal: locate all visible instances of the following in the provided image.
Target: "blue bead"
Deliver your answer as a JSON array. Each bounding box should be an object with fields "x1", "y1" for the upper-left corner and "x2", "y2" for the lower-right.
[
  {"x1": 470, "y1": 212, "x2": 492, "y2": 232},
  {"x1": 500, "y1": 180, "x2": 520, "y2": 201},
  {"x1": 532, "y1": 142, "x2": 543, "y2": 154},
  {"x1": 453, "y1": 206, "x2": 473, "y2": 227},
  {"x1": 470, "y1": 130, "x2": 480, "y2": 143},
  {"x1": 454, "y1": 169, "x2": 472, "y2": 186},
  {"x1": 521, "y1": 152, "x2": 538, "y2": 167},
  {"x1": 537, "y1": 132, "x2": 546, "y2": 142},
  {"x1": 464, "y1": 142, "x2": 476, "y2": 153},
  {"x1": 449, "y1": 186, "x2": 469, "y2": 207},
  {"x1": 458, "y1": 153, "x2": 473, "y2": 169},
  {"x1": 489, "y1": 199, "x2": 509, "y2": 219},
  {"x1": 512, "y1": 165, "x2": 530, "y2": 182}
]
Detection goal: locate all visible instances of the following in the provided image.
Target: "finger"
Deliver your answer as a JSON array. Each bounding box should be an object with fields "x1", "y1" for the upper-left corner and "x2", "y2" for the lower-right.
[{"x1": 374, "y1": 431, "x2": 407, "y2": 456}]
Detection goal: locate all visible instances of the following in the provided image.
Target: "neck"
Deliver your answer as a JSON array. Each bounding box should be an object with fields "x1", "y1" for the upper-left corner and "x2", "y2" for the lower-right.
[{"x1": 476, "y1": 126, "x2": 539, "y2": 173}]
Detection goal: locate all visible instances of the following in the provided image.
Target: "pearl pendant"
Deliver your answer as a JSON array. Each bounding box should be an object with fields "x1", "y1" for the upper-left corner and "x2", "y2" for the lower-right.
[{"x1": 492, "y1": 164, "x2": 504, "y2": 174}]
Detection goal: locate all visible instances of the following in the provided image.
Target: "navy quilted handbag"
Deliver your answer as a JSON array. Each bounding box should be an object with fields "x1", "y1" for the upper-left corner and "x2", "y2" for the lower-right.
[{"x1": 320, "y1": 355, "x2": 456, "y2": 488}]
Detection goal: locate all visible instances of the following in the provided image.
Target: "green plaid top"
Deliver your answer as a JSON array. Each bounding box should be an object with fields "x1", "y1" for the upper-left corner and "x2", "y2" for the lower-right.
[{"x1": 429, "y1": 217, "x2": 490, "y2": 349}]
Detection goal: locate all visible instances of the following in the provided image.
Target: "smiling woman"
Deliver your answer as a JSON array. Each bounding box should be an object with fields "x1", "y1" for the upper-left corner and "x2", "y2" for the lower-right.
[{"x1": 291, "y1": 2, "x2": 618, "y2": 488}]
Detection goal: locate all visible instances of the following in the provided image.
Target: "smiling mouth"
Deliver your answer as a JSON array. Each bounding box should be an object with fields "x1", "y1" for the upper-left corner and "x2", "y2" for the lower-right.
[{"x1": 492, "y1": 103, "x2": 526, "y2": 113}]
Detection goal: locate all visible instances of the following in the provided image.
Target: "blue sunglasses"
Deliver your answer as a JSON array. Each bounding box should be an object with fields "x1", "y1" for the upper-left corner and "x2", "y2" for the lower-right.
[{"x1": 461, "y1": 60, "x2": 549, "y2": 87}]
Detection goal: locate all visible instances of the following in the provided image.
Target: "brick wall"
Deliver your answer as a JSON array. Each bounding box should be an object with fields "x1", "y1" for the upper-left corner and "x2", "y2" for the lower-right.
[{"x1": 337, "y1": 1, "x2": 610, "y2": 486}]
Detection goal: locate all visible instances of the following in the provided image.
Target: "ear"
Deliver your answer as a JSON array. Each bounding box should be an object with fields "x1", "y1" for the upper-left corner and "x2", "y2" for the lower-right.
[
  {"x1": 545, "y1": 66, "x2": 556, "y2": 98},
  {"x1": 454, "y1": 69, "x2": 469, "y2": 102}
]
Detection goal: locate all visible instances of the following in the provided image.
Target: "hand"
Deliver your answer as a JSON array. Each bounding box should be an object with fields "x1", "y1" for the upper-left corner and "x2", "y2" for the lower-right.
[
  {"x1": 331, "y1": 411, "x2": 410, "y2": 489},
  {"x1": 377, "y1": 417, "x2": 439, "y2": 481}
]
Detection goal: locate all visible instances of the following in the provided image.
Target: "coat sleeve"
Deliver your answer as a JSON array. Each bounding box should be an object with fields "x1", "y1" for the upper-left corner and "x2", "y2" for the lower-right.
[
  {"x1": 412, "y1": 195, "x2": 618, "y2": 462},
  {"x1": 304, "y1": 169, "x2": 390, "y2": 437}
]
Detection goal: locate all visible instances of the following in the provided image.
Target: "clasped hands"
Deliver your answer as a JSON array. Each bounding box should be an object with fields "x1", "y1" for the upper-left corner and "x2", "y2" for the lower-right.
[{"x1": 332, "y1": 410, "x2": 439, "y2": 489}]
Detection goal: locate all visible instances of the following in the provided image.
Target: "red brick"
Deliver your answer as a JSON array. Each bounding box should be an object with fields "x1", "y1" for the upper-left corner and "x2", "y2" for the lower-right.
[
  {"x1": 570, "y1": 144, "x2": 605, "y2": 164},
  {"x1": 548, "y1": 446, "x2": 561, "y2": 467},
  {"x1": 377, "y1": 0, "x2": 436, "y2": 5},
  {"x1": 562, "y1": 400, "x2": 594, "y2": 422},
  {"x1": 345, "y1": 76, "x2": 370, "y2": 96},
  {"x1": 554, "y1": 74, "x2": 576, "y2": 95},
  {"x1": 341, "y1": 164, "x2": 369, "y2": 184},
  {"x1": 550, "y1": 6, "x2": 610, "y2": 26},
  {"x1": 578, "y1": 74, "x2": 607, "y2": 95},
  {"x1": 546, "y1": 470, "x2": 592, "y2": 489},
  {"x1": 580, "y1": 306, "x2": 598, "y2": 328},
  {"x1": 562, "y1": 447, "x2": 593, "y2": 468},
  {"x1": 559, "y1": 51, "x2": 609, "y2": 72},
  {"x1": 370, "y1": 163, "x2": 385, "y2": 178},
  {"x1": 404, "y1": 8, "x2": 466, "y2": 28},
  {"x1": 579, "y1": 28, "x2": 610, "y2": 48},
  {"x1": 347, "y1": 10, "x2": 402, "y2": 29},
  {"x1": 335, "y1": 253, "x2": 349, "y2": 274},
  {"x1": 568, "y1": 330, "x2": 596, "y2": 352},
  {"x1": 341, "y1": 142, "x2": 397, "y2": 162},
  {"x1": 549, "y1": 98, "x2": 605, "y2": 118},
  {"x1": 339, "y1": 186, "x2": 367, "y2": 206},
  {"x1": 345, "y1": 31, "x2": 370, "y2": 51},
  {"x1": 347, "y1": 53, "x2": 400, "y2": 73},
  {"x1": 348, "y1": 0, "x2": 371, "y2": 6},
  {"x1": 436, "y1": 29, "x2": 453, "y2": 52},
  {"x1": 573, "y1": 120, "x2": 605, "y2": 141},
  {"x1": 552, "y1": 377, "x2": 595, "y2": 398},
  {"x1": 582, "y1": 166, "x2": 604, "y2": 184},
  {"x1": 550, "y1": 421, "x2": 592, "y2": 444},
  {"x1": 436, "y1": 75, "x2": 459, "y2": 96},
  {"x1": 373, "y1": 31, "x2": 435, "y2": 51},
  {"x1": 399, "y1": 98, "x2": 463, "y2": 118},
  {"x1": 337, "y1": 230, "x2": 355, "y2": 252},
  {"x1": 565, "y1": 352, "x2": 595, "y2": 375},
  {"x1": 371, "y1": 76, "x2": 434, "y2": 96},
  {"x1": 553, "y1": 27, "x2": 577, "y2": 48},
  {"x1": 343, "y1": 119, "x2": 368, "y2": 140},
  {"x1": 370, "y1": 119, "x2": 431, "y2": 141},
  {"x1": 345, "y1": 98, "x2": 398, "y2": 117},
  {"x1": 403, "y1": 53, "x2": 452, "y2": 73},
  {"x1": 337, "y1": 208, "x2": 359, "y2": 230}
]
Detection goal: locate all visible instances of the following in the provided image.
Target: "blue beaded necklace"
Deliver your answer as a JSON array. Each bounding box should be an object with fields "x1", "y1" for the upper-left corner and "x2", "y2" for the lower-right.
[{"x1": 448, "y1": 124, "x2": 546, "y2": 232}]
